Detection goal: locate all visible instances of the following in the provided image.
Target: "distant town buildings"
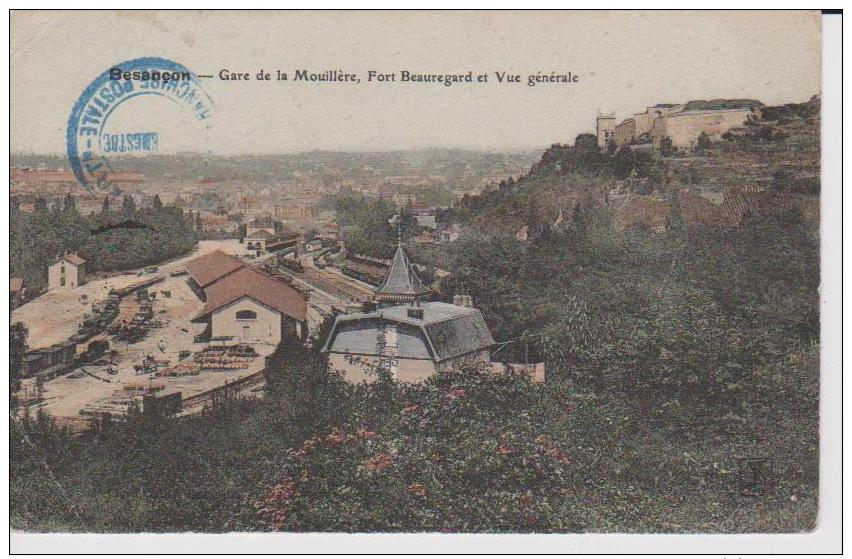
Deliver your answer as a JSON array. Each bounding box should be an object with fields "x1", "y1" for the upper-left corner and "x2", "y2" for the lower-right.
[
  {"x1": 273, "y1": 203, "x2": 313, "y2": 221},
  {"x1": 245, "y1": 216, "x2": 280, "y2": 237},
  {"x1": 411, "y1": 203, "x2": 438, "y2": 229},
  {"x1": 198, "y1": 211, "x2": 238, "y2": 234},
  {"x1": 245, "y1": 229, "x2": 274, "y2": 255},
  {"x1": 47, "y1": 253, "x2": 86, "y2": 291},
  {"x1": 436, "y1": 223, "x2": 461, "y2": 243},
  {"x1": 11, "y1": 167, "x2": 144, "y2": 189}
]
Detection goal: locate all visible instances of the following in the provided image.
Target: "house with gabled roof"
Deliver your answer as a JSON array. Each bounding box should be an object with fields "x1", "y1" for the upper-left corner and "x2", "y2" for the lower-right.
[
  {"x1": 48, "y1": 253, "x2": 86, "y2": 291},
  {"x1": 323, "y1": 240, "x2": 494, "y2": 383}
]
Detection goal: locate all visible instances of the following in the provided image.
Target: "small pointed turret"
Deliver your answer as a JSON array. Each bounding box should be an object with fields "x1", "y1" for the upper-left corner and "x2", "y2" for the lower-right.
[{"x1": 375, "y1": 216, "x2": 431, "y2": 306}]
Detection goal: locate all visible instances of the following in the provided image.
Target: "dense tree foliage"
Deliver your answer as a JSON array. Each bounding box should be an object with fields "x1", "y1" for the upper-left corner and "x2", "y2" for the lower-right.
[
  {"x1": 10, "y1": 322, "x2": 28, "y2": 395},
  {"x1": 10, "y1": 199, "x2": 818, "y2": 533},
  {"x1": 10, "y1": 196, "x2": 197, "y2": 291},
  {"x1": 335, "y1": 194, "x2": 417, "y2": 259}
]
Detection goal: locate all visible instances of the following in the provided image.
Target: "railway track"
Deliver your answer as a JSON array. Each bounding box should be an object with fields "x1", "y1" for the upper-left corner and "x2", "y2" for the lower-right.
[{"x1": 299, "y1": 267, "x2": 374, "y2": 302}]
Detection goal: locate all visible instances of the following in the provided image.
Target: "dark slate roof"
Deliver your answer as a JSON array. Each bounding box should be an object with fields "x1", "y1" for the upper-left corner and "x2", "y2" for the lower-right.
[
  {"x1": 322, "y1": 302, "x2": 495, "y2": 362},
  {"x1": 424, "y1": 309, "x2": 496, "y2": 362},
  {"x1": 322, "y1": 319, "x2": 433, "y2": 360},
  {"x1": 376, "y1": 244, "x2": 431, "y2": 296},
  {"x1": 248, "y1": 216, "x2": 279, "y2": 227}
]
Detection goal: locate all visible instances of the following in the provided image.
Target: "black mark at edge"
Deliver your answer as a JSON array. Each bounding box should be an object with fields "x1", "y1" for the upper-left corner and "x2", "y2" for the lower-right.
[{"x1": 89, "y1": 220, "x2": 156, "y2": 235}]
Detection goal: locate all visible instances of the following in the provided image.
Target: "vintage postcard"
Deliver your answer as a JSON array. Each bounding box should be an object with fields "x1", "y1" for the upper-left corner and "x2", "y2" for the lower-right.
[{"x1": 8, "y1": 9, "x2": 840, "y2": 554}]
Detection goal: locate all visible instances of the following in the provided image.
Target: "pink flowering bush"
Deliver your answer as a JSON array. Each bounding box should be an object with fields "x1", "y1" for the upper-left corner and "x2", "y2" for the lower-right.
[{"x1": 256, "y1": 368, "x2": 603, "y2": 532}]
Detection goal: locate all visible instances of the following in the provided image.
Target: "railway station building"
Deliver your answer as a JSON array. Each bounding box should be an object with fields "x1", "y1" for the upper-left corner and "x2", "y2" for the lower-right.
[{"x1": 186, "y1": 251, "x2": 308, "y2": 346}]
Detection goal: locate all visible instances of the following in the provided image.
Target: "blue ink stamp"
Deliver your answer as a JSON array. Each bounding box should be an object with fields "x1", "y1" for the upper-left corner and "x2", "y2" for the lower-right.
[
  {"x1": 101, "y1": 132, "x2": 160, "y2": 154},
  {"x1": 66, "y1": 57, "x2": 214, "y2": 193}
]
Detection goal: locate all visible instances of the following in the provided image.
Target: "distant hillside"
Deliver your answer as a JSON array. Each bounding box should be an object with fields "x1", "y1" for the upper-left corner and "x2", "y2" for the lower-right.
[
  {"x1": 451, "y1": 97, "x2": 820, "y2": 237},
  {"x1": 10, "y1": 149, "x2": 540, "y2": 186}
]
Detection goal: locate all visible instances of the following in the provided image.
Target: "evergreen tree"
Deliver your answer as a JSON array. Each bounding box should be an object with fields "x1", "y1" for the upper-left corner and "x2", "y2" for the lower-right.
[
  {"x1": 63, "y1": 192, "x2": 77, "y2": 213},
  {"x1": 121, "y1": 195, "x2": 136, "y2": 217},
  {"x1": 695, "y1": 131, "x2": 712, "y2": 153},
  {"x1": 659, "y1": 136, "x2": 676, "y2": 156},
  {"x1": 152, "y1": 194, "x2": 164, "y2": 211},
  {"x1": 10, "y1": 322, "x2": 28, "y2": 395}
]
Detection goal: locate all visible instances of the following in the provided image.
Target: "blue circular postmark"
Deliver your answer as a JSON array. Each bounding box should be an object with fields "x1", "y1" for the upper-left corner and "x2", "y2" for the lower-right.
[{"x1": 66, "y1": 56, "x2": 215, "y2": 193}]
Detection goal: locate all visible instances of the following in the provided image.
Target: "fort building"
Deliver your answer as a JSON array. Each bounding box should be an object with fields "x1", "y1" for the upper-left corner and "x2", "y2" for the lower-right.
[
  {"x1": 651, "y1": 99, "x2": 762, "y2": 149},
  {"x1": 603, "y1": 99, "x2": 763, "y2": 151},
  {"x1": 596, "y1": 113, "x2": 616, "y2": 149}
]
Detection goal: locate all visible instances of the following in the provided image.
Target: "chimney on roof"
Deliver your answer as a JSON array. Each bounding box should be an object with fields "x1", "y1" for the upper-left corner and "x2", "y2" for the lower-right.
[{"x1": 453, "y1": 294, "x2": 473, "y2": 308}]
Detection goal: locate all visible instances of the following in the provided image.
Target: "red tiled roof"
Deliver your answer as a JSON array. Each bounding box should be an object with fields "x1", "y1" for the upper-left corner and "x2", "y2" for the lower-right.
[
  {"x1": 10, "y1": 169, "x2": 144, "y2": 183},
  {"x1": 195, "y1": 266, "x2": 307, "y2": 322},
  {"x1": 63, "y1": 253, "x2": 86, "y2": 266},
  {"x1": 10, "y1": 277, "x2": 23, "y2": 292},
  {"x1": 184, "y1": 250, "x2": 245, "y2": 288}
]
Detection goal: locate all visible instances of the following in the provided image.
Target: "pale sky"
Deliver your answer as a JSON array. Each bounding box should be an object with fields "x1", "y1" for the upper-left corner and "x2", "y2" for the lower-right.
[{"x1": 11, "y1": 10, "x2": 822, "y2": 155}]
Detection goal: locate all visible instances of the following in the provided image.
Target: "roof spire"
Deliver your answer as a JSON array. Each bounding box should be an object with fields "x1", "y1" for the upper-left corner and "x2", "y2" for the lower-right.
[
  {"x1": 389, "y1": 211, "x2": 404, "y2": 246},
  {"x1": 375, "y1": 216, "x2": 431, "y2": 306}
]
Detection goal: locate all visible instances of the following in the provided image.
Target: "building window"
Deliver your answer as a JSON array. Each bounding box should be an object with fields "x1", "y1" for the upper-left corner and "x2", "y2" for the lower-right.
[
  {"x1": 60, "y1": 277, "x2": 65, "y2": 286},
  {"x1": 236, "y1": 310, "x2": 257, "y2": 320},
  {"x1": 60, "y1": 266, "x2": 65, "y2": 274}
]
